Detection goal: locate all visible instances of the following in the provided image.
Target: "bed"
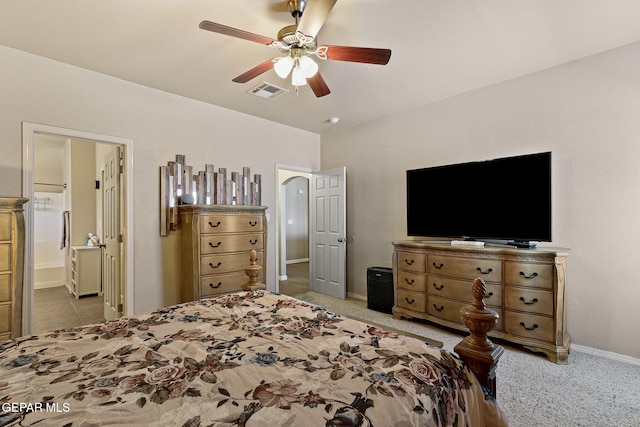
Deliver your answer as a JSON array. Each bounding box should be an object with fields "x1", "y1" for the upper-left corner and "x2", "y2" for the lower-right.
[{"x1": 0, "y1": 289, "x2": 507, "y2": 426}]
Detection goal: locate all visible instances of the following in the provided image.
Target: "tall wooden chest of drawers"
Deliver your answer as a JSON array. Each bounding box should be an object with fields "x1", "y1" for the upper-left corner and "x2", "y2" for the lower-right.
[
  {"x1": 0, "y1": 198, "x2": 27, "y2": 341},
  {"x1": 392, "y1": 241, "x2": 570, "y2": 363},
  {"x1": 179, "y1": 205, "x2": 267, "y2": 302}
]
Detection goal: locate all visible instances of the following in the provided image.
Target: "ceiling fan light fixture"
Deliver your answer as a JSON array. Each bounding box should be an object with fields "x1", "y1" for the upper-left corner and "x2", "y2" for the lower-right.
[
  {"x1": 274, "y1": 56, "x2": 294, "y2": 78},
  {"x1": 291, "y1": 65, "x2": 308, "y2": 86},
  {"x1": 298, "y1": 55, "x2": 319, "y2": 78}
]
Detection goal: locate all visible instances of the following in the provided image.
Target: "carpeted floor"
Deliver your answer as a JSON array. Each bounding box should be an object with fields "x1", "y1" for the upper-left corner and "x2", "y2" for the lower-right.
[{"x1": 289, "y1": 290, "x2": 640, "y2": 427}]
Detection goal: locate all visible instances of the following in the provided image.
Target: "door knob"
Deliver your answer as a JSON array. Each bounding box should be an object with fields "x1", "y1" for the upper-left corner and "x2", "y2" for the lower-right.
[{"x1": 337, "y1": 238, "x2": 344, "y2": 243}]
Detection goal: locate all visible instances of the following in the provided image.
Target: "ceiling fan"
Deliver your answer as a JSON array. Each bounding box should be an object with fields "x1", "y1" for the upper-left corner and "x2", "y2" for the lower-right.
[{"x1": 199, "y1": 0, "x2": 391, "y2": 97}]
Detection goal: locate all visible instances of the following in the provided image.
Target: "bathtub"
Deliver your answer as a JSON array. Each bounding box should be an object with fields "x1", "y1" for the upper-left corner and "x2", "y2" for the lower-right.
[
  {"x1": 34, "y1": 264, "x2": 66, "y2": 289},
  {"x1": 34, "y1": 239, "x2": 66, "y2": 289}
]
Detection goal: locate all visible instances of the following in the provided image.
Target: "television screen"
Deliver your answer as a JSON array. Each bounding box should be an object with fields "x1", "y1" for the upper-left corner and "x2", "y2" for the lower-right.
[{"x1": 406, "y1": 152, "x2": 551, "y2": 243}]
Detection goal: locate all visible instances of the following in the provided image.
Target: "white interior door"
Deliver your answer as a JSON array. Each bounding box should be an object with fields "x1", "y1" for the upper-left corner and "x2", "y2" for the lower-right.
[
  {"x1": 310, "y1": 167, "x2": 346, "y2": 299},
  {"x1": 102, "y1": 147, "x2": 122, "y2": 321}
]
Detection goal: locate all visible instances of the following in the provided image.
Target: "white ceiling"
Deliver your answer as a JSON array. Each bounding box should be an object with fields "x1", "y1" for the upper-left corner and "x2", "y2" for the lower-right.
[{"x1": 2, "y1": 0, "x2": 640, "y2": 134}]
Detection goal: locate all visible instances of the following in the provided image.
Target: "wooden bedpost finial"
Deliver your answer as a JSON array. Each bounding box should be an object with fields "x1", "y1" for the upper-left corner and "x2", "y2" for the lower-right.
[
  {"x1": 454, "y1": 277, "x2": 504, "y2": 397},
  {"x1": 241, "y1": 249, "x2": 265, "y2": 291}
]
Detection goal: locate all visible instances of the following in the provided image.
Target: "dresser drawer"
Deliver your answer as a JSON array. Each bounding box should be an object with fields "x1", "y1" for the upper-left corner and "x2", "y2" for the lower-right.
[
  {"x1": 427, "y1": 275, "x2": 502, "y2": 306},
  {"x1": 0, "y1": 213, "x2": 9, "y2": 241},
  {"x1": 200, "y1": 271, "x2": 264, "y2": 297},
  {"x1": 429, "y1": 295, "x2": 503, "y2": 331},
  {"x1": 0, "y1": 245, "x2": 9, "y2": 272},
  {"x1": 397, "y1": 270, "x2": 427, "y2": 292},
  {"x1": 504, "y1": 287, "x2": 553, "y2": 316},
  {"x1": 397, "y1": 251, "x2": 426, "y2": 272},
  {"x1": 397, "y1": 289, "x2": 427, "y2": 312},
  {"x1": 428, "y1": 255, "x2": 502, "y2": 282},
  {"x1": 505, "y1": 262, "x2": 553, "y2": 289},
  {"x1": 199, "y1": 214, "x2": 264, "y2": 234},
  {"x1": 0, "y1": 304, "x2": 10, "y2": 334},
  {"x1": 200, "y1": 250, "x2": 264, "y2": 275},
  {"x1": 504, "y1": 311, "x2": 554, "y2": 342},
  {"x1": 0, "y1": 274, "x2": 9, "y2": 302},
  {"x1": 200, "y1": 233, "x2": 264, "y2": 255}
]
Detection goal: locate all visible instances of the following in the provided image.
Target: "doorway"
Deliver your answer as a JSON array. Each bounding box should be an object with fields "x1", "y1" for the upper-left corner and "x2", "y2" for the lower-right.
[
  {"x1": 22, "y1": 123, "x2": 134, "y2": 335},
  {"x1": 278, "y1": 173, "x2": 310, "y2": 297}
]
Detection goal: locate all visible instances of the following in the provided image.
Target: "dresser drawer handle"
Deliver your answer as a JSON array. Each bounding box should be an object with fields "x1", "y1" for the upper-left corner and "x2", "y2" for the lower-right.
[
  {"x1": 519, "y1": 271, "x2": 539, "y2": 280},
  {"x1": 208, "y1": 221, "x2": 221, "y2": 228},
  {"x1": 404, "y1": 259, "x2": 415, "y2": 266},
  {"x1": 208, "y1": 241, "x2": 222, "y2": 248},
  {"x1": 519, "y1": 322, "x2": 539, "y2": 331},
  {"x1": 432, "y1": 262, "x2": 444, "y2": 269},
  {"x1": 208, "y1": 262, "x2": 222, "y2": 269},
  {"x1": 249, "y1": 239, "x2": 258, "y2": 245},
  {"x1": 404, "y1": 297, "x2": 415, "y2": 304},
  {"x1": 209, "y1": 282, "x2": 222, "y2": 289},
  {"x1": 432, "y1": 283, "x2": 444, "y2": 291},
  {"x1": 486, "y1": 292, "x2": 494, "y2": 299},
  {"x1": 519, "y1": 297, "x2": 539, "y2": 305},
  {"x1": 477, "y1": 267, "x2": 493, "y2": 275},
  {"x1": 249, "y1": 221, "x2": 258, "y2": 226},
  {"x1": 404, "y1": 278, "x2": 415, "y2": 285},
  {"x1": 433, "y1": 304, "x2": 444, "y2": 312}
]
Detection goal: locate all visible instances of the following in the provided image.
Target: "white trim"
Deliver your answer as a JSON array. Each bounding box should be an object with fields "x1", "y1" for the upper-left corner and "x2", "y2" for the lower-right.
[
  {"x1": 278, "y1": 275, "x2": 288, "y2": 281},
  {"x1": 572, "y1": 344, "x2": 640, "y2": 366},
  {"x1": 286, "y1": 258, "x2": 309, "y2": 264},
  {"x1": 22, "y1": 122, "x2": 135, "y2": 334},
  {"x1": 348, "y1": 292, "x2": 366, "y2": 301}
]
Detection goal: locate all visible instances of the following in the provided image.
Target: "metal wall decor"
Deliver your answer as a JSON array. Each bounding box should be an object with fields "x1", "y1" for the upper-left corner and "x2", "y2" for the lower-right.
[{"x1": 160, "y1": 154, "x2": 262, "y2": 236}]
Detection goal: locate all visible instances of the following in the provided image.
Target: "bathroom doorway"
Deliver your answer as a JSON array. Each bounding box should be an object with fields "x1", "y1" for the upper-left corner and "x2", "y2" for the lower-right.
[{"x1": 22, "y1": 122, "x2": 134, "y2": 335}]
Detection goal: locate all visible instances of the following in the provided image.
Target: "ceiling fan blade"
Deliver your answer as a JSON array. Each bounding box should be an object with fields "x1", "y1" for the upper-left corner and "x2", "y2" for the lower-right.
[
  {"x1": 296, "y1": 0, "x2": 337, "y2": 42},
  {"x1": 232, "y1": 59, "x2": 277, "y2": 83},
  {"x1": 199, "y1": 21, "x2": 276, "y2": 45},
  {"x1": 320, "y1": 45, "x2": 392, "y2": 65},
  {"x1": 307, "y1": 72, "x2": 331, "y2": 97}
]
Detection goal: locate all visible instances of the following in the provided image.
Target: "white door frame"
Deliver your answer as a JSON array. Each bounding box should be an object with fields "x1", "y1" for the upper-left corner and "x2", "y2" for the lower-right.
[
  {"x1": 22, "y1": 122, "x2": 135, "y2": 334},
  {"x1": 274, "y1": 163, "x2": 312, "y2": 293}
]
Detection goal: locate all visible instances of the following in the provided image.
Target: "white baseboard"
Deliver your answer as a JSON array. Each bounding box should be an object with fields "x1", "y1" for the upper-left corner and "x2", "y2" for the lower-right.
[
  {"x1": 34, "y1": 281, "x2": 65, "y2": 290},
  {"x1": 572, "y1": 344, "x2": 640, "y2": 366},
  {"x1": 286, "y1": 258, "x2": 309, "y2": 264},
  {"x1": 278, "y1": 275, "x2": 288, "y2": 281},
  {"x1": 348, "y1": 292, "x2": 366, "y2": 301}
]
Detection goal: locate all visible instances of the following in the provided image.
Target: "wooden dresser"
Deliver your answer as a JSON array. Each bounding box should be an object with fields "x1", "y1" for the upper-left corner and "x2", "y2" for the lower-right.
[
  {"x1": 0, "y1": 198, "x2": 27, "y2": 341},
  {"x1": 392, "y1": 241, "x2": 570, "y2": 363},
  {"x1": 179, "y1": 205, "x2": 267, "y2": 302}
]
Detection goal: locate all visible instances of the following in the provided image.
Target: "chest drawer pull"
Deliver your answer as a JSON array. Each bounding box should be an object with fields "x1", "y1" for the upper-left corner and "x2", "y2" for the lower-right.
[
  {"x1": 404, "y1": 278, "x2": 415, "y2": 285},
  {"x1": 519, "y1": 271, "x2": 539, "y2": 279},
  {"x1": 209, "y1": 282, "x2": 222, "y2": 289},
  {"x1": 249, "y1": 239, "x2": 258, "y2": 245},
  {"x1": 519, "y1": 297, "x2": 539, "y2": 305},
  {"x1": 208, "y1": 221, "x2": 221, "y2": 228},
  {"x1": 404, "y1": 259, "x2": 415, "y2": 266},
  {"x1": 432, "y1": 262, "x2": 444, "y2": 269},
  {"x1": 433, "y1": 304, "x2": 445, "y2": 312},
  {"x1": 405, "y1": 297, "x2": 415, "y2": 304},
  {"x1": 249, "y1": 221, "x2": 258, "y2": 226},
  {"x1": 432, "y1": 283, "x2": 444, "y2": 291},
  {"x1": 209, "y1": 262, "x2": 222, "y2": 269},
  {"x1": 476, "y1": 267, "x2": 493, "y2": 275},
  {"x1": 208, "y1": 241, "x2": 222, "y2": 248},
  {"x1": 520, "y1": 322, "x2": 539, "y2": 331}
]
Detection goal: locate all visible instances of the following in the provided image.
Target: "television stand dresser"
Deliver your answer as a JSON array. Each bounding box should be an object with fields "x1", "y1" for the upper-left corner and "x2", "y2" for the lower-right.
[{"x1": 392, "y1": 241, "x2": 570, "y2": 363}]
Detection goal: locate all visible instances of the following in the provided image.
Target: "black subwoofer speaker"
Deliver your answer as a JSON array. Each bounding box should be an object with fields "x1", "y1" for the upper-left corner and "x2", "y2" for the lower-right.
[{"x1": 367, "y1": 267, "x2": 394, "y2": 314}]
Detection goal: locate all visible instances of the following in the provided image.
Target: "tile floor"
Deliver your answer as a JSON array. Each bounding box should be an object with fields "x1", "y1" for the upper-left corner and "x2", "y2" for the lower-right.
[{"x1": 33, "y1": 286, "x2": 105, "y2": 334}]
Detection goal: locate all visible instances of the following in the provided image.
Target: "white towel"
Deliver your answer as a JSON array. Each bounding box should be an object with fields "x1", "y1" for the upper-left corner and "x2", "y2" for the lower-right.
[{"x1": 59, "y1": 210, "x2": 70, "y2": 250}]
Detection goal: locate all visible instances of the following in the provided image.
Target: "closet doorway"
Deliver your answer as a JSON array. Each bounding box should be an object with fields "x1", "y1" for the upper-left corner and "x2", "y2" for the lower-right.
[{"x1": 22, "y1": 123, "x2": 134, "y2": 335}]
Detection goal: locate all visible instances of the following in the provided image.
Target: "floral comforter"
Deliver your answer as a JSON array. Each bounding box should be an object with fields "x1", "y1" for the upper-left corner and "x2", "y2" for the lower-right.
[{"x1": 0, "y1": 291, "x2": 507, "y2": 426}]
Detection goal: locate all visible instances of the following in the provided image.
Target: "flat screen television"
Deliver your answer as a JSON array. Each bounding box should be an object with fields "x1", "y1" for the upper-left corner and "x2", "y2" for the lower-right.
[{"x1": 406, "y1": 152, "x2": 551, "y2": 246}]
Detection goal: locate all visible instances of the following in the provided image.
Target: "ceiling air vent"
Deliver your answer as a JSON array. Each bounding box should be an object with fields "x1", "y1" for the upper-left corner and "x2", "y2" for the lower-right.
[{"x1": 248, "y1": 82, "x2": 289, "y2": 100}]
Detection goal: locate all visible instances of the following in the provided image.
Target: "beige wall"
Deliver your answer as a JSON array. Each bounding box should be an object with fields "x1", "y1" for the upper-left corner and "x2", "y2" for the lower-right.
[
  {"x1": 0, "y1": 45, "x2": 320, "y2": 313},
  {"x1": 321, "y1": 41, "x2": 640, "y2": 360}
]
